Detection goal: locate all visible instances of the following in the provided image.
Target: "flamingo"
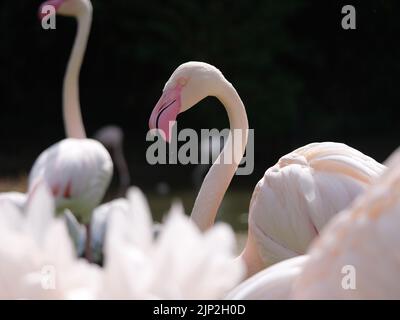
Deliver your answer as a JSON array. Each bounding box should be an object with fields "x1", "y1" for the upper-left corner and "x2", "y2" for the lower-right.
[
  {"x1": 93, "y1": 125, "x2": 131, "y2": 197},
  {"x1": 149, "y1": 62, "x2": 386, "y2": 277},
  {"x1": 227, "y1": 147, "x2": 400, "y2": 300},
  {"x1": 290, "y1": 147, "x2": 400, "y2": 299},
  {"x1": 31, "y1": 0, "x2": 113, "y2": 260}
]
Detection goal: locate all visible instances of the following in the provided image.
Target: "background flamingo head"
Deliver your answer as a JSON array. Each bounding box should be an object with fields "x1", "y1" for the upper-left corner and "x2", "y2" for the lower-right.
[
  {"x1": 93, "y1": 126, "x2": 123, "y2": 150},
  {"x1": 39, "y1": 0, "x2": 92, "y2": 20},
  {"x1": 149, "y1": 62, "x2": 225, "y2": 142}
]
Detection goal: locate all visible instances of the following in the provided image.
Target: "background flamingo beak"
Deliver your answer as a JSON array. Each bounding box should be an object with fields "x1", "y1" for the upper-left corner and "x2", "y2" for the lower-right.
[
  {"x1": 149, "y1": 87, "x2": 182, "y2": 143},
  {"x1": 38, "y1": 0, "x2": 65, "y2": 20}
]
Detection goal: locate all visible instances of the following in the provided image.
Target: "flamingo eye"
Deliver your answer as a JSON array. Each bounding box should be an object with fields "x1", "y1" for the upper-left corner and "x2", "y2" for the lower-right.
[{"x1": 178, "y1": 78, "x2": 188, "y2": 87}]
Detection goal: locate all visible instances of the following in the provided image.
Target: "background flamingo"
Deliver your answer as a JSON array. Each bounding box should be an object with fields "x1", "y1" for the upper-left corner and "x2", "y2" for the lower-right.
[
  {"x1": 149, "y1": 61, "x2": 386, "y2": 277},
  {"x1": 30, "y1": 0, "x2": 113, "y2": 260},
  {"x1": 93, "y1": 125, "x2": 130, "y2": 197}
]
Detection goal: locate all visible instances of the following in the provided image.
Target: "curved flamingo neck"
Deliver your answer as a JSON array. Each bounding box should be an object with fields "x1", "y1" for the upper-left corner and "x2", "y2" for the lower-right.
[
  {"x1": 112, "y1": 143, "x2": 131, "y2": 196},
  {"x1": 63, "y1": 7, "x2": 92, "y2": 139},
  {"x1": 190, "y1": 80, "x2": 249, "y2": 231}
]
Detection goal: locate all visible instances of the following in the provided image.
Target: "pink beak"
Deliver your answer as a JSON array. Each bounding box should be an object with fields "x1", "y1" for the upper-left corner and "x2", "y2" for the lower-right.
[
  {"x1": 38, "y1": 0, "x2": 65, "y2": 20},
  {"x1": 149, "y1": 86, "x2": 182, "y2": 143}
]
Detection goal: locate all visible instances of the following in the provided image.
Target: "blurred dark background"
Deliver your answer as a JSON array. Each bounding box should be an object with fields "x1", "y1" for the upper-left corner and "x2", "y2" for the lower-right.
[{"x1": 0, "y1": 0, "x2": 399, "y2": 224}]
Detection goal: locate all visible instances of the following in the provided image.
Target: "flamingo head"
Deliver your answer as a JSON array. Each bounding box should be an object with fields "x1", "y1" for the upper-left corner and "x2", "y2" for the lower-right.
[
  {"x1": 38, "y1": 0, "x2": 92, "y2": 20},
  {"x1": 149, "y1": 62, "x2": 225, "y2": 142},
  {"x1": 93, "y1": 125, "x2": 123, "y2": 150}
]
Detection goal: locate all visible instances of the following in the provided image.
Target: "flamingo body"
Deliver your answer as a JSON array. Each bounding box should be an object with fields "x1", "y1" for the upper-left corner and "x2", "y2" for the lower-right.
[
  {"x1": 291, "y1": 149, "x2": 400, "y2": 299},
  {"x1": 247, "y1": 142, "x2": 385, "y2": 268},
  {"x1": 226, "y1": 255, "x2": 308, "y2": 300},
  {"x1": 29, "y1": 138, "x2": 113, "y2": 223}
]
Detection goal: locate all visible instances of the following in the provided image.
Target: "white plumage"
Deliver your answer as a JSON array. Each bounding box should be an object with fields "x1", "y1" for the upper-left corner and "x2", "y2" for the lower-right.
[
  {"x1": 226, "y1": 255, "x2": 308, "y2": 300},
  {"x1": 0, "y1": 192, "x2": 26, "y2": 210},
  {"x1": 227, "y1": 148, "x2": 400, "y2": 300},
  {"x1": 29, "y1": 138, "x2": 113, "y2": 223},
  {"x1": 100, "y1": 187, "x2": 245, "y2": 299},
  {"x1": 291, "y1": 148, "x2": 400, "y2": 299},
  {"x1": 0, "y1": 183, "x2": 100, "y2": 299},
  {"x1": 248, "y1": 142, "x2": 385, "y2": 267},
  {"x1": 0, "y1": 185, "x2": 244, "y2": 299}
]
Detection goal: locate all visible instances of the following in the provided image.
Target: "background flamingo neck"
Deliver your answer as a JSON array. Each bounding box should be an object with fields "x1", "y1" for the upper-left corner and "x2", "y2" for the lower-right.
[
  {"x1": 190, "y1": 81, "x2": 249, "y2": 231},
  {"x1": 63, "y1": 10, "x2": 92, "y2": 139},
  {"x1": 112, "y1": 144, "x2": 131, "y2": 196}
]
